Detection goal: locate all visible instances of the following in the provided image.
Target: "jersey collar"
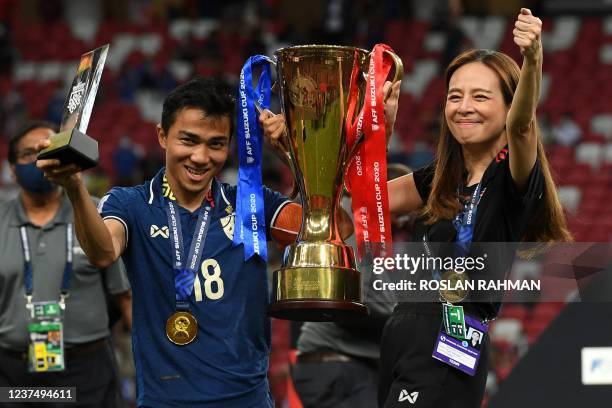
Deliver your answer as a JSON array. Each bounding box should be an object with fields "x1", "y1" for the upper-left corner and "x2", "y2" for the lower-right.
[{"x1": 148, "y1": 167, "x2": 230, "y2": 212}]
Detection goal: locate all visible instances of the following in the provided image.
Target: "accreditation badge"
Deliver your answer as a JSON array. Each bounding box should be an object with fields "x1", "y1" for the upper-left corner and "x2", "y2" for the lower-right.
[
  {"x1": 166, "y1": 311, "x2": 198, "y2": 345},
  {"x1": 27, "y1": 301, "x2": 65, "y2": 372},
  {"x1": 442, "y1": 303, "x2": 466, "y2": 340},
  {"x1": 432, "y1": 313, "x2": 488, "y2": 376}
]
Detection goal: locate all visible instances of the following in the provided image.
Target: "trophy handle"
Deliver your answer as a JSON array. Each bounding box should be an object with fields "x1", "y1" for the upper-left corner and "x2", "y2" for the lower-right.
[
  {"x1": 383, "y1": 49, "x2": 404, "y2": 86},
  {"x1": 254, "y1": 58, "x2": 300, "y2": 199}
]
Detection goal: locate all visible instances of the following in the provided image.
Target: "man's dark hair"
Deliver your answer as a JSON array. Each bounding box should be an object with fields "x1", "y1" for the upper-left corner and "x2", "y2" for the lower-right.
[
  {"x1": 161, "y1": 77, "x2": 236, "y2": 137},
  {"x1": 8, "y1": 120, "x2": 58, "y2": 164}
]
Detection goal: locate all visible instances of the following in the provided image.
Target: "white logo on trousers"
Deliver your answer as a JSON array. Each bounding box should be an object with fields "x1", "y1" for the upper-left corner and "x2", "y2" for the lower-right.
[{"x1": 398, "y1": 390, "x2": 419, "y2": 404}]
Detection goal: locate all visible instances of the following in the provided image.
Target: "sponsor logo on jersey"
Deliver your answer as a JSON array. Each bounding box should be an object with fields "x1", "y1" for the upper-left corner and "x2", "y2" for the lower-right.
[{"x1": 150, "y1": 225, "x2": 170, "y2": 239}]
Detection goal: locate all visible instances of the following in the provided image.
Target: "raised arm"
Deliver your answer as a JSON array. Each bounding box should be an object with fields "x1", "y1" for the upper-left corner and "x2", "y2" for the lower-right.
[
  {"x1": 506, "y1": 8, "x2": 543, "y2": 190},
  {"x1": 388, "y1": 173, "x2": 423, "y2": 216},
  {"x1": 36, "y1": 140, "x2": 124, "y2": 269}
]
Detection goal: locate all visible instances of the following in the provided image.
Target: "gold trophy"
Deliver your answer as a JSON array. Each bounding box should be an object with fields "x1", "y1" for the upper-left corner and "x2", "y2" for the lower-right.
[{"x1": 267, "y1": 45, "x2": 402, "y2": 321}]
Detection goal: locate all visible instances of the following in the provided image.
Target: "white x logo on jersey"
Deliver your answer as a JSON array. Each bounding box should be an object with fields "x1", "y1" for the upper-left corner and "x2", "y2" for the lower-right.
[{"x1": 150, "y1": 225, "x2": 169, "y2": 239}]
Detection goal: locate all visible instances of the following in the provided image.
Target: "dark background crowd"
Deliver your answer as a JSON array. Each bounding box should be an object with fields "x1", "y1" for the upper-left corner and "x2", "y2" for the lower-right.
[{"x1": 0, "y1": 0, "x2": 610, "y2": 406}]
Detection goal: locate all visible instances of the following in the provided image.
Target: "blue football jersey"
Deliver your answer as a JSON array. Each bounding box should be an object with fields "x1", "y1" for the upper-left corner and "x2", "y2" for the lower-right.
[{"x1": 99, "y1": 168, "x2": 289, "y2": 408}]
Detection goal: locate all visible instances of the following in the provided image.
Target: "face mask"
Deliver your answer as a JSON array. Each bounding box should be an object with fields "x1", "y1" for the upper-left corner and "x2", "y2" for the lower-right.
[{"x1": 14, "y1": 162, "x2": 56, "y2": 195}]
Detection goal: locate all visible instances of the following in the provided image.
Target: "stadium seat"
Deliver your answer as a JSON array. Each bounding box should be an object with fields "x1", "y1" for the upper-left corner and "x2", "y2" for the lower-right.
[
  {"x1": 575, "y1": 143, "x2": 603, "y2": 169},
  {"x1": 497, "y1": 305, "x2": 528, "y2": 322},
  {"x1": 604, "y1": 16, "x2": 612, "y2": 35},
  {"x1": 107, "y1": 33, "x2": 139, "y2": 71},
  {"x1": 169, "y1": 19, "x2": 192, "y2": 42},
  {"x1": 591, "y1": 114, "x2": 612, "y2": 140},
  {"x1": 139, "y1": 33, "x2": 163, "y2": 57},
  {"x1": 541, "y1": 16, "x2": 581, "y2": 51},
  {"x1": 490, "y1": 318, "x2": 524, "y2": 345},
  {"x1": 400, "y1": 59, "x2": 439, "y2": 99},
  {"x1": 191, "y1": 19, "x2": 219, "y2": 39},
  {"x1": 459, "y1": 16, "x2": 507, "y2": 50},
  {"x1": 603, "y1": 143, "x2": 612, "y2": 163}
]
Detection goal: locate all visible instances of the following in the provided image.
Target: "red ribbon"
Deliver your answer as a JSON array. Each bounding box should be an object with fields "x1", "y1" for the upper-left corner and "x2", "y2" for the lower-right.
[{"x1": 345, "y1": 44, "x2": 395, "y2": 260}]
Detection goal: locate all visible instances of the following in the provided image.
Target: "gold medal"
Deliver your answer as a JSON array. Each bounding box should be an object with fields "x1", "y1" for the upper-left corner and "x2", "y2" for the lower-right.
[
  {"x1": 439, "y1": 270, "x2": 470, "y2": 304},
  {"x1": 166, "y1": 311, "x2": 198, "y2": 345}
]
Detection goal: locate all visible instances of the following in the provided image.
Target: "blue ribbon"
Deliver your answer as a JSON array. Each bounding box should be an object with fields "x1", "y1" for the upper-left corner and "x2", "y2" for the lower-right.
[
  {"x1": 165, "y1": 199, "x2": 212, "y2": 309},
  {"x1": 423, "y1": 182, "x2": 483, "y2": 281},
  {"x1": 233, "y1": 55, "x2": 271, "y2": 261},
  {"x1": 454, "y1": 183, "x2": 482, "y2": 258}
]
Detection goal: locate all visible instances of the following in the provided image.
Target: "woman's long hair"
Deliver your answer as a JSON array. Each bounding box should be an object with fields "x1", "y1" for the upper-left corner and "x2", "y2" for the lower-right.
[{"x1": 422, "y1": 49, "x2": 572, "y2": 242}]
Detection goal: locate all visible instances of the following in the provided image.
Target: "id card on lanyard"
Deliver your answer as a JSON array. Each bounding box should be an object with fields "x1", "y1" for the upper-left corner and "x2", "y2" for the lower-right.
[
  {"x1": 432, "y1": 313, "x2": 488, "y2": 376},
  {"x1": 19, "y1": 224, "x2": 74, "y2": 372}
]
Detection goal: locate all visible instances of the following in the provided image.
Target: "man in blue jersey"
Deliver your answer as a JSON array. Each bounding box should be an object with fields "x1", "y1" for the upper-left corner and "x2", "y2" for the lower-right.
[{"x1": 36, "y1": 78, "x2": 295, "y2": 407}]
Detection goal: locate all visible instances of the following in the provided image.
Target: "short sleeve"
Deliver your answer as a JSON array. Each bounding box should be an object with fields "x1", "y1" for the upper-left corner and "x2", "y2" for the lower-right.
[
  {"x1": 103, "y1": 257, "x2": 131, "y2": 295},
  {"x1": 412, "y1": 161, "x2": 436, "y2": 202},
  {"x1": 503, "y1": 157, "x2": 545, "y2": 238},
  {"x1": 506, "y1": 157, "x2": 545, "y2": 205},
  {"x1": 98, "y1": 187, "x2": 133, "y2": 246},
  {"x1": 263, "y1": 186, "x2": 291, "y2": 241}
]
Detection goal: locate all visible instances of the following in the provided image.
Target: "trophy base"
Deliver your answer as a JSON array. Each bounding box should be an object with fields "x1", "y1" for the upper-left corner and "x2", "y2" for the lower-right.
[
  {"x1": 37, "y1": 128, "x2": 99, "y2": 171},
  {"x1": 269, "y1": 264, "x2": 367, "y2": 322},
  {"x1": 268, "y1": 299, "x2": 368, "y2": 322}
]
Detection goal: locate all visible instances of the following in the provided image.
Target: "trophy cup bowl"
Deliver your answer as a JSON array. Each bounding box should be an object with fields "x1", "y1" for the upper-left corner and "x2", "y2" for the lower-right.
[{"x1": 268, "y1": 45, "x2": 401, "y2": 321}]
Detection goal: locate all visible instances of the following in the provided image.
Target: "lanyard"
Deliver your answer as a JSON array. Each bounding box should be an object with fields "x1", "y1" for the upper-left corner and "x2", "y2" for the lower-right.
[
  {"x1": 421, "y1": 233, "x2": 440, "y2": 280},
  {"x1": 165, "y1": 194, "x2": 213, "y2": 311},
  {"x1": 422, "y1": 182, "x2": 485, "y2": 281},
  {"x1": 19, "y1": 223, "x2": 74, "y2": 310},
  {"x1": 454, "y1": 182, "x2": 483, "y2": 258}
]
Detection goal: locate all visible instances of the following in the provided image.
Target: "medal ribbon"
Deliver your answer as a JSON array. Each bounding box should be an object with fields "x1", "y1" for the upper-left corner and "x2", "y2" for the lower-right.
[
  {"x1": 345, "y1": 44, "x2": 395, "y2": 260},
  {"x1": 345, "y1": 54, "x2": 368, "y2": 258},
  {"x1": 422, "y1": 183, "x2": 484, "y2": 282},
  {"x1": 454, "y1": 182, "x2": 483, "y2": 258},
  {"x1": 20, "y1": 223, "x2": 74, "y2": 303},
  {"x1": 234, "y1": 55, "x2": 271, "y2": 261},
  {"x1": 165, "y1": 194, "x2": 212, "y2": 309},
  {"x1": 452, "y1": 146, "x2": 511, "y2": 256}
]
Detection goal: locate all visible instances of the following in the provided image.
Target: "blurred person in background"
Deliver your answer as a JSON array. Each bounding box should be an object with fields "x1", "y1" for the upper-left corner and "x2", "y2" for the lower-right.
[
  {"x1": 113, "y1": 135, "x2": 144, "y2": 187},
  {"x1": 0, "y1": 120, "x2": 131, "y2": 408},
  {"x1": 552, "y1": 113, "x2": 582, "y2": 147}
]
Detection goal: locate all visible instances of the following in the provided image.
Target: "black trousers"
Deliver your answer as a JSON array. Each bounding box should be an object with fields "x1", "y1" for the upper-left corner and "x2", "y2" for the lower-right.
[
  {"x1": 0, "y1": 339, "x2": 123, "y2": 408},
  {"x1": 292, "y1": 358, "x2": 378, "y2": 408},
  {"x1": 378, "y1": 304, "x2": 489, "y2": 408}
]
